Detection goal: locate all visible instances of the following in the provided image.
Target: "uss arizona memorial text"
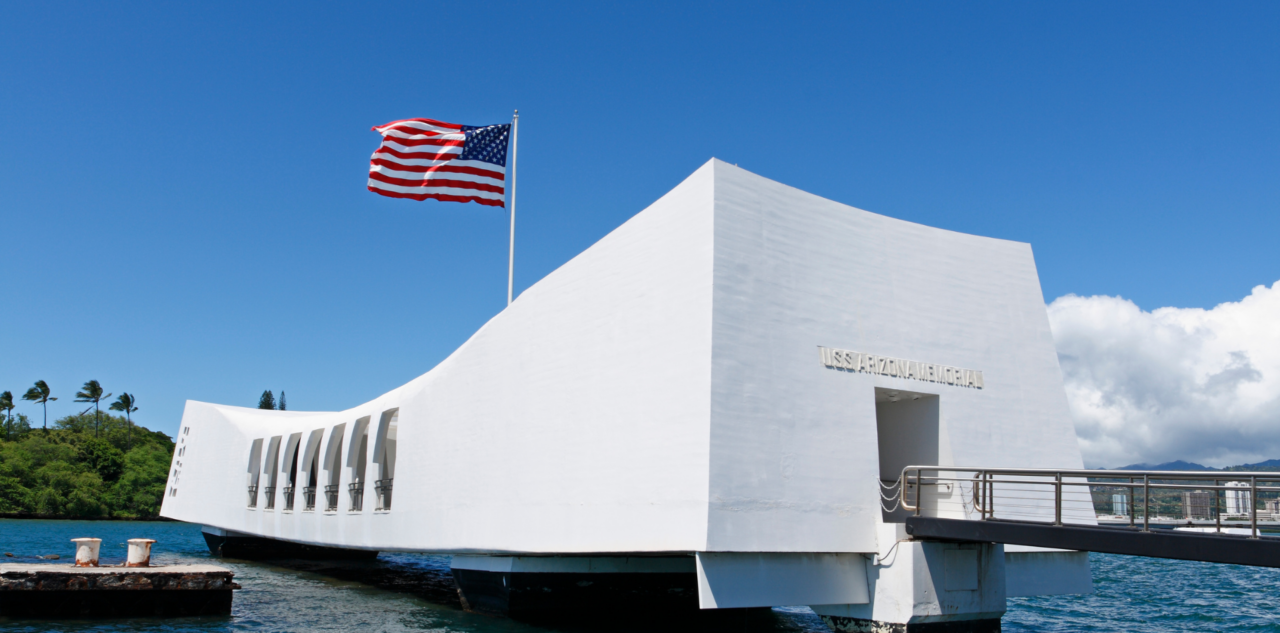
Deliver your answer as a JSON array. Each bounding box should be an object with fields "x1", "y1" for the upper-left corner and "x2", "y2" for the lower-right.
[{"x1": 818, "y1": 346, "x2": 984, "y2": 389}]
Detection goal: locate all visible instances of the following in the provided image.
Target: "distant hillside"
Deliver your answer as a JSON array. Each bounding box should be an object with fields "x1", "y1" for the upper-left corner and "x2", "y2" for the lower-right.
[
  {"x1": 1115, "y1": 459, "x2": 1280, "y2": 472},
  {"x1": 1118, "y1": 460, "x2": 1213, "y2": 471},
  {"x1": 0, "y1": 412, "x2": 173, "y2": 518},
  {"x1": 1222, "y1": 459, "x2": 1280, "y2": 472}
]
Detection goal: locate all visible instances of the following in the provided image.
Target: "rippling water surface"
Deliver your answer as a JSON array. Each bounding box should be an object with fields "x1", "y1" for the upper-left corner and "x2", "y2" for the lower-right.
[{"x1": 3, "y1": 519, "x2": 1278, "y2": 632}]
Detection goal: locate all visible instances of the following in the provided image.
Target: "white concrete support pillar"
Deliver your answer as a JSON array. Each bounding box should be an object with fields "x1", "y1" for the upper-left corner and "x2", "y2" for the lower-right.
[{"x1": 812, "y1": 528, "x2": 1005, "y2": 633}]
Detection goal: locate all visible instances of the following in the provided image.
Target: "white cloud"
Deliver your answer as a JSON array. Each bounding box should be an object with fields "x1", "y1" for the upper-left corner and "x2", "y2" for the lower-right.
[{"x1": 1047, "y1": 281, "x2": 1280, "y2": 468}]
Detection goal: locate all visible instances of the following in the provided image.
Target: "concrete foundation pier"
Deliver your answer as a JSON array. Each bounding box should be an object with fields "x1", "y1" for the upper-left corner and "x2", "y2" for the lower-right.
[
  {"x1": 811, "y1": 533, "x2": 1006, "y2": 633},
  {"x1": 0, "y1": 564, "x2": 240, "y2": 618},
  {"x1": 201, "y1": 525, "x2": 378, "y2": 560}
]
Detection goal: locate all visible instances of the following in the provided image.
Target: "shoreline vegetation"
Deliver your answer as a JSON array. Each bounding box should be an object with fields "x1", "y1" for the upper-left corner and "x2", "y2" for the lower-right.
[
  {"x1": 0, "y1": 513, "x2": 176, "y2": 521},
  {"x1": 0, "y1": 412, "x2": 172, "y2": 520}
]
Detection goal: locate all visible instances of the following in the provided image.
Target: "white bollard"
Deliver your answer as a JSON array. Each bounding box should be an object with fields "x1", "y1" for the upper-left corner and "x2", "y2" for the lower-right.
[
  {"x1": 71, "y1": 538, "x2": 101, "y2": 567},
  {"x1": 126, "y1": 539, "x2": 157, "y2": 567}
]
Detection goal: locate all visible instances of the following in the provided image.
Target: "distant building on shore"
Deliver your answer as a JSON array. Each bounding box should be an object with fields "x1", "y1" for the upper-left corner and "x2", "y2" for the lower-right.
[
  {"x1": 1112, "y1": 494, "x2": 1129, "y2": 516},
  {"x1": 1225, "y1": 481, "x2": 1252, "y2": 516},
  {"x1": 1182, "y1": 491, "x2": 1213, "y2": 520}
]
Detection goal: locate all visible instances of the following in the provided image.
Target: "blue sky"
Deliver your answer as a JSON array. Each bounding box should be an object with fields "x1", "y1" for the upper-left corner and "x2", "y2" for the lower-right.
[{"x1": 2, "y1": 2, "x2": 1277, "y2": 440}]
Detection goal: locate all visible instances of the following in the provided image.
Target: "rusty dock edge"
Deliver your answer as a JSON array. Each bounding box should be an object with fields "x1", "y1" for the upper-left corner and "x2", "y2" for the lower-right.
[{"x1": 0, "y1": 564, "x2": 240, "y2": 618}]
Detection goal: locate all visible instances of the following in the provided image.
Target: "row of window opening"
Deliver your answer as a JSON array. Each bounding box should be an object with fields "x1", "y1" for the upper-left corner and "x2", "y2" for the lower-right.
[{"x1": 245, "y1": 409, "x2": 397, "y2": 513}]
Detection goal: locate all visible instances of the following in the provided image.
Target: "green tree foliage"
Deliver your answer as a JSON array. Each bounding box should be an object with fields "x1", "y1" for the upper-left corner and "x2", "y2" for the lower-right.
[
  {"x1": 279, "y1": 391, "x2": 286, "y2": 411},
  {"x1": 21, "y1": 380, "x2": 57, "y2": 430},
  {"x1": 109, "y1": 393, "x2": 138, "y2": 449},
  {"x1": 74, "y1": 379, "x2": 111, "y2": 438},
  {"x1": 0, "y1": 412, "x2": 174, "y2": 518},
  {"x1": 258, "y1": 390, "x2": 275, "y2": 410},
  {"x1": 0, "y1": 391, "x2": 14, "y2": 440}
]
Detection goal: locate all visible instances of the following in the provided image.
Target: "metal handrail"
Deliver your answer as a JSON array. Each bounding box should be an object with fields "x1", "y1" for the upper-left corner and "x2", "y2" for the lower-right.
[
  {"x1": 897, "y1": 465, "x2": 1277, "y2": 539},
  {"x1": 282, "y1": 485, "x2": 296, "y2": 511},
  {"x1": 324, "y1": 484, "x2": 340, "y2": 512},
  {"x1": 373, "y1": 478, "x2": 391, "y2": 514},
  {"x1": 246, "y1": 484, "x2": 258, "y2": 508},
  {"x1": 348, "y1": 482, "x2": 364, "y2": 512},
  {"x1": 263, "y1": 486, "x2": 276, "y2": 510},
  {"x1": 303, "y1": 486, "x2": 317, "y2": 511}
]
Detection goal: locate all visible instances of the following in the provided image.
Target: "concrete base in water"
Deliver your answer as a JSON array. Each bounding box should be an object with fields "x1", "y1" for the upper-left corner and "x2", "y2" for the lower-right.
[
  {"x1": 819, "y1": 615, "x2": 1001, "y2": 633},
  {"x1": 201, "y1": 525, "x2": 378, "y2": 560},
  {"x1": 810, "y1": 525, "x2": 1007, "y2": 633},
  {"x1": 451, "y1": 555, "x2": 706, "y2": 619},
  {"x1": 0, "y1": 564, "x2": 239, "y2": 618}
]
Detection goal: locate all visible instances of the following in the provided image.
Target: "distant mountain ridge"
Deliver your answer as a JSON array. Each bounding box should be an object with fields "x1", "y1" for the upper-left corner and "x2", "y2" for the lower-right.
[
  {"x1": 1117, "y1": 460, "x2": 1213, "y2": 471},
  {"x1": 1115, "y1": 459, "x2": 1280, "y2": 472}
]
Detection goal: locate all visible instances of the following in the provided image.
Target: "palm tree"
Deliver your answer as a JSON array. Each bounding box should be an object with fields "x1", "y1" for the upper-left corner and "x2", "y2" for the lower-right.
[
  {"x1": 22, "y1": 380, "x2": 56, "y2": 430},
  {"x1": 110, "y1": 393, "x2": 139, "y2": 450},
  {"x1": 0, "y1": 391, "x2": 13, "y2": 440},
  {"x1": 75, "y1": 380, "x2": 111, "y2": 438}
]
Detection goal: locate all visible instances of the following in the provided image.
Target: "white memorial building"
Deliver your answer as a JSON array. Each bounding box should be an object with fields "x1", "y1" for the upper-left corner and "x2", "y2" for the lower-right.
[{"x1": 162, "y1": 160, "x2": 1091, "y2": 631}]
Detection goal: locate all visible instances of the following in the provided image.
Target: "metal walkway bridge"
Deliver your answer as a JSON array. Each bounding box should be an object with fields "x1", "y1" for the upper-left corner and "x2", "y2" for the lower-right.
[{"x1": 887, "y1": 466, "x2": 1280, "y2": 568}]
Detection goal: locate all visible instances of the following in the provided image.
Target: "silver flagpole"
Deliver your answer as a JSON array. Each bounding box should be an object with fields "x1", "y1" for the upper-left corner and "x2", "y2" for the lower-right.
[{"x1": 508, "y1": 110, "x2": 518, "y2": 306}]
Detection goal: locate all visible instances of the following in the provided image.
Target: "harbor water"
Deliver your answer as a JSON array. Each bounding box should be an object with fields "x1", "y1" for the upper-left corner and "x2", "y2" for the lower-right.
[{"x1": 3, "y1": 519, "x2": 1279, "y2": 632}]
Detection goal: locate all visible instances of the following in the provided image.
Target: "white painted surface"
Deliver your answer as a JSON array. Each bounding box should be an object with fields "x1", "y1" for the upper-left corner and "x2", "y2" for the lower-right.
[
  {"x1": 696, "y1": 552, "x2": 869, "y2": 609},
  {"x1": 161, "y1": 159, "x2": 1090, "y2": 605}
]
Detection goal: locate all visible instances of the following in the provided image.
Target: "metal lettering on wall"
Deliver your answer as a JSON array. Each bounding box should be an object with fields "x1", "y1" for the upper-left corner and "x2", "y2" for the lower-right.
[{"x1": 817, "y1": 346, "x2": 983, "y2": 389}]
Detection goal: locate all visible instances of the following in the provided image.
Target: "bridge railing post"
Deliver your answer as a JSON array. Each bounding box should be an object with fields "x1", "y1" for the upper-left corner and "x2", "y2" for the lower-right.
[
  {"x1": 978, "y1": 471, "x2": 985, "y2": 519},
  {"x1": 1215, "y1": 479, "x2": 1221, "y2": 533},
  {"x1": 985, "y1": 471, "x2": 992, "y2": 520},
  {"x1": 914, "y1": 468, "x2": 921, "y2": 517},
  {"x1": 1129, "y1": 477, "x2": 1135, "y2": 528},
  {"x1": 1251, "y1": 476, "x2": 1259, "y2": 539},
  {"x1": 1142, "y1": 475, "x2": 1150, "y2": 532},
  {"x1": 1054, "y1": 473, "x2": 1063, "y2": 526}
]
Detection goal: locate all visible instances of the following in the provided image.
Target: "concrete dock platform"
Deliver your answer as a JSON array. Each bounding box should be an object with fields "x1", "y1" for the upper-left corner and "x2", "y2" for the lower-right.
[{"x1": 0, "y1": 564, "x2": 240, "y2": 618}]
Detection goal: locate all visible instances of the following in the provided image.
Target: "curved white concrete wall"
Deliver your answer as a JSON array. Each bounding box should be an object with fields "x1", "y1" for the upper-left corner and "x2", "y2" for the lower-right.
[{"x1": 161, "y1": 159, "x2": 1087, "y2": 556}]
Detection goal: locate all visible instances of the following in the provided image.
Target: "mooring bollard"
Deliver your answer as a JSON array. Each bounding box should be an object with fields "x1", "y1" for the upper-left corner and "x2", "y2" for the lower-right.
[
  {"x1": 126, "y1": 539, "x2": 157, "y2": 567},
  {"x1": 71, "y1": 538, "x2": 101, "y2": 567}
]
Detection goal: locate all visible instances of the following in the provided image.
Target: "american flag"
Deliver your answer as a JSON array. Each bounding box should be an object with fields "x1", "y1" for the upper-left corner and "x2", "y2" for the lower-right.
[{"x1": 367, "y1": 117, "x2": 511, "y2": 207}]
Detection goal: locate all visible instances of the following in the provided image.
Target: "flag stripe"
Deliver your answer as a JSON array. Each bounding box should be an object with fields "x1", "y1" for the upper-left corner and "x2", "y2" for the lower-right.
[
  {"x1": 366, "y1": 188, "x2": 506, "y2": 206},
  {"x1": 367, "y1": 179, "x2": 505, "y2": 201},
  {"x1": 379, "y1": 140, "x2": 463, "y2": 155},
  {"x1": 370, "y1": 154, "x2": 505, "y2": 176},
  {"x1": 379, "y1": 135, "x2": 467, "y2": 148},
  {"x1": 370, "y1": 163, "x2": 505, "y2": 186},
  {"x1": 369, "y1": 158, "x2": 504, "y2": 179},
  {"x1": 380, "y1": 129, "x2": 466, "y2": 141},
  {"x1": 373, "y1": 118, "x2": 464, "y2": 133},
  {"x1": 368, "y1": 171, "x2": 506, "y2": 194},
  {"x1": 371, "y1": 147, "x2": 472, "y2": 164}
]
